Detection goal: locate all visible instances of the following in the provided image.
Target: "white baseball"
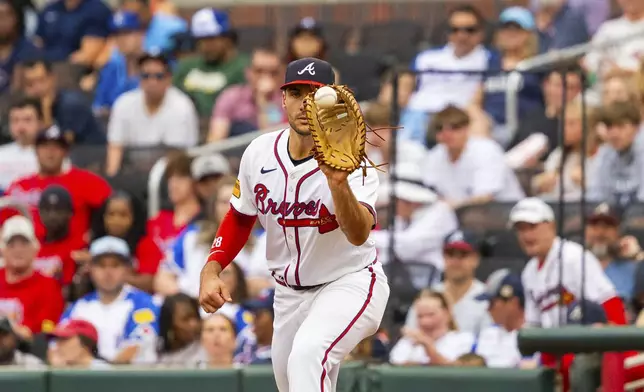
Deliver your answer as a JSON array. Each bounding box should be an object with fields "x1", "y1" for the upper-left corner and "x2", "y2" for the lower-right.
[{"x1": 314, "y1": 86, "x2": 338, "y2": 109}]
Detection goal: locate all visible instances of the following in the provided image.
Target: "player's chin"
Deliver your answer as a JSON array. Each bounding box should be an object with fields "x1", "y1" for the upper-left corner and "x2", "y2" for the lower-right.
[{"x1": 293, "y1": 125, "x2": 312, "y2": 136}]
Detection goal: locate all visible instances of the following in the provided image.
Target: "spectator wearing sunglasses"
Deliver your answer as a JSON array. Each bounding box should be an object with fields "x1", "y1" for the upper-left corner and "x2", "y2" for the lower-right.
[
  {"x1": 105, "y1": 52, "x2": 199, "y2": 177},
  {"x1": 208, "y1": 47, "x2": 285, "y2": 142},
  {"x1": 400, "y1": 5, "x2": 490, "y2": 145},
  {"x1": 423, "y1": 105, "x2": 524, "y2": 210}
]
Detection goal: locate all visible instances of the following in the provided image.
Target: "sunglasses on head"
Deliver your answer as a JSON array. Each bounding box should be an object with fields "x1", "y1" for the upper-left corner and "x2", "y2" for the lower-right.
[
  {"x1": 449, "y1": 25, "x2": 480, "y2": 34},
  {"x1": 141, "y1": 72, "x2": 166, "y2": 80},
  {"x1": 436, "y1": 121, "x2": 468, "y2": 132}
]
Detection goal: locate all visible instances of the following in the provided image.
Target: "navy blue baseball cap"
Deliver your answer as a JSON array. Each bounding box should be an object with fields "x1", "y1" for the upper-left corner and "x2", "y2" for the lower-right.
[
  {"x1": 110, "y1": 11, "x2": 142, "y2": 33},
  {"x1": 281, "y1": 57, "x2": 335, "y2": 90},
  {"x1": 476, "y1": 269, "x2": 524, "y2": 302},
  {"x1": 35, "y1": 125, "x2": 70, "y2": 148},
  {"x1": 443, "y1": 229, "x2": 479, "y2": 253},
  {"x1": 39, "y1": 185, "x2": 73, "y2": 212},
  {"x1": 190, "y1": 8, "x2": 231, "y2": 39},
  {"x1": 244, "y1": 288, "x2": 275, "y2": 313},
  {"x1": 290, "y1": 17, "x2": 324, "y2": 38},
  {"x1": 566, "y1": 300, "x2": 608, "y2": 325}
]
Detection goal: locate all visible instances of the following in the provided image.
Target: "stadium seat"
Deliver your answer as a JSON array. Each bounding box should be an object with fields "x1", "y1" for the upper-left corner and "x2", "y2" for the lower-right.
[
  {"x1": 547, "y1": 201, "x2": 600, "y2": 235},
  {"x1": 457, "y1": 202, "x2": 516, "y2": 234},
  {"x1": 322, "y1": 23, "x2": 351, "y2": 52},
  {"x1": 327, "y1": 51, "x2": 383, "y2": 102},
  {"x1": 477, "y1": 257, "x2": 527, "y2": 282},
  {"x1": 236, "y1": 26, "x2": 276, "y2": 53},
  {"x1": 485, "y1": 229, "x2": 525, "y2": 259},
  {"x1": 360, "y1": 21, "x2": 423, "y2": 64},
  {"x1": 623, "y1": 203, "x2": 644, "y2": 230}
]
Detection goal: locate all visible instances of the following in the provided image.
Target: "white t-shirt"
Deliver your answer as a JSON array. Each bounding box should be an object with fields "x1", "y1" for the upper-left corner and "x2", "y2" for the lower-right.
[
  {"x1": 408, "y1": 44, "x2": 489, "y2": 113},
  {"x1": 108, "y1": 87, "x2": 199, "y2": 147},
  {"x1": 405, "y1": 280, "x2": 492, "y2": 334},
  {"x1": 370, "y1": 201, "x2": 457, "y2": 270},
  {"x1": 230, "y1": 130, "x2": 379, "y2": 286},
  {"x1": 0, "y1": 143, "x2": 38, "y2": 191},
  {"x1": 389, "y1": 331, "x2": 475, "y2": 365},
  {"x1": 474, "y1": 325, "x2": 522, "y2": 368},
  {"x1": 522, "y1": 237, "x2": 617, "y2": 328},
  {"x1": 585, "y1": 16, "x2": 644, "y2": 74},
  {"x1": 368, "y1": 138, "x2": 426, "y2": 185},
  {"x1": 423, "y1": 136, "x2": 525, "y2": 203}
]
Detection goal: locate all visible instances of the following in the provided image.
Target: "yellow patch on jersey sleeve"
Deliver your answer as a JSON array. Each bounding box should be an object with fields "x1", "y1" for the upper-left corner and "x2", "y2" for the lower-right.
[
  {"x1": 233, "y1": 179, "x2": 241, "y2": 198},
  {"x1": 242, "y1": 311, "x2": 254, "y2": 325},
  {"x1": 41, "y1": 319, "x2": 56, "y2": 334},
  {"x1": 133, "y1": 308, "x2": 156, "y2": 324}
]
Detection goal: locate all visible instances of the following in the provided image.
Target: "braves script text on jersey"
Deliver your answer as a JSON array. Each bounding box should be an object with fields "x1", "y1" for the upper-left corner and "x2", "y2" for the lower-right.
[{"x1": 230, "y1": 129, "x2": 390, "y2": 392}]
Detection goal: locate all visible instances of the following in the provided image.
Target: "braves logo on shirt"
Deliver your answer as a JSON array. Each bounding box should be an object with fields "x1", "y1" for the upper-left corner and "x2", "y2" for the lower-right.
[
  {"x1": 533, "y1": 285, "x2": 576, "y2": 312},
  {"x1": 0, "y1": 299, "x2": 24, "y2": 324},
  {"x1": 254, "y1": 183, "x2": 339, "y2": 233}
]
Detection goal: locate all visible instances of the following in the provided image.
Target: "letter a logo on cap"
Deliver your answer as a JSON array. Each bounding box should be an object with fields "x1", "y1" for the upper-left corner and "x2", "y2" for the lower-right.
[{"x1": 298, "y1": 62, "x2": 316, "y2": 75}]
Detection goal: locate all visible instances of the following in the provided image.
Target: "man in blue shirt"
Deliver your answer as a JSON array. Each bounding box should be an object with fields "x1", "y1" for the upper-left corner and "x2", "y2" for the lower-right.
[
  {"x1": 21, "y1": 58, "x2": 105, "y2": 144},
  {"x1": 35, "y1": 0, "x2": 111, "y2": 64},
  {"x1": 0, "y1": 0, "x2": 41, "y2": 94},
  {"x1": 92, "y1": 11, "x2": 144, "y2": 115},
  {"x1": 120, "y1": 0, "x2": 187, "y2": 54},
  {"x1": 61, "y1": 236, "x2": 160, "y2": 364}
]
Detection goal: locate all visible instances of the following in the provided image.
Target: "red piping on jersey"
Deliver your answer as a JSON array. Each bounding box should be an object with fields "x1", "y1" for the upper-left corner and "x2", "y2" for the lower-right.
[
  {"x1": 293, "y1": 167, "x2": 321, "y2": 286},
  {"x1": 359, "y1": 202, "x2": 377, "y2": 229},
  {"x1": 274, "y1": 131, "x2": 290, "y2": 250},
  {"x1": 320, "y1": 265, "x2": 376, "y2": 391}
]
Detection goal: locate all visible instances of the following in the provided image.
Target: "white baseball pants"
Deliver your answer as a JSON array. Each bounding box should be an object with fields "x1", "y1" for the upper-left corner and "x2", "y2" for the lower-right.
[{"x1": 271, "y1": 262, "x2": 390, "y2": 392}]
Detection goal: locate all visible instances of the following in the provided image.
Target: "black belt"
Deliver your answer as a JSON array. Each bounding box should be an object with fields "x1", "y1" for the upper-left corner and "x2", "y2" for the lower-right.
[{"x1": 273, "y1": 277, "x2": 323, "y2": 291}]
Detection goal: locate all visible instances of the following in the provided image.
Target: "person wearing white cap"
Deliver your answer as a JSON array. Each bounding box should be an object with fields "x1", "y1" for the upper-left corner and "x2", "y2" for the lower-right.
[
  {"x1": 191, "y1": 154, "x2": 231, "y2": 201},
  {"x1": 0, "y1": 216, "x2": 64, "y2": 338},
  {"x1": 508, "y1": 198, "x2": 625, "y2": 333},
  {"x1": 60, "y1": 236, "x2": 160, "y2": 364},
  {"x1": 371, "y1": 162, "x2": 458, "y2": 272}
]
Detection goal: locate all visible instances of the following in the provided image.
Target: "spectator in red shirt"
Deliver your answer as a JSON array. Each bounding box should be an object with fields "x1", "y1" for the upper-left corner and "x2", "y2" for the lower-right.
[
  {"x1": 6, "y1": 124, "x2": 112, "y2": 243},
  {"x1": 34, "y1": 185, "x2": 85, "y2": 291},
  {"x1": 87, "y1": 191, "x2": 163, "y2": 293},
  {"x1": 0, "y1": 215, "x2": 64, "y2": 339},
  {"x1": 147, "y1": 152, "x2": 202, "y2": 253}
]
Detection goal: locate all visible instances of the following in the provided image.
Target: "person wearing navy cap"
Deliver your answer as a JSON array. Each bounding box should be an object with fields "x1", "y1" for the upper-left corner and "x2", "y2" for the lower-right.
[
  {"x1": 200, "y1": 46, "x2": 389, "y2": 392},
  {"x1": 236, "y1": 288, "x2": 274, "y2": 365},
  {"x1": 173, "y1": 7, "x2": 248, "y2": 117},
  {"x1": 286, "y1": 17, "x2": 328, "y2": 62},
  {"x1": 92, "y1": 10, "x2": 145, "y2": 114},
  {"x1": 472, "y1": 269, "x2": 527, "y2": 368}
]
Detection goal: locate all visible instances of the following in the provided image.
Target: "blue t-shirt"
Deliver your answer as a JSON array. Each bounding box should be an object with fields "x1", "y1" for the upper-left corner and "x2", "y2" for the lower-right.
[
  {"x1": 605, "y1": 259, "x2": 637, "y2": 302},
  {"x1": 93, "y1": 51, "x2": 140, "y2": 111},
  {"x1": 482, "y1": 52, "x2": 544, "y2": 127},
  {"x1": 0, "y1": 37, "x2": 41, "y2": 93},
  {"x1": 36, "y1": 0, "x2": 111, "y2": 61},
  {"x1": 53, "y1": 90, "x2": 106, "y2": 144},
  {"x1": 145, "y1": 13, "x2": 188, "y2": 53}
]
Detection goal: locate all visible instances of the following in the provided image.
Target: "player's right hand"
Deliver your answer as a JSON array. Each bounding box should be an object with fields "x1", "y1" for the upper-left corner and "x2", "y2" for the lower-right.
[{"x1": 199, "y1": 262, "x2": 232, "y2": 313}]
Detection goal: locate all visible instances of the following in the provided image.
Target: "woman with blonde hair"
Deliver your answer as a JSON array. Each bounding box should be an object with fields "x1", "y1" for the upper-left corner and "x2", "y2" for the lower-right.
[
  {"x1": 532, "y1": 100, "x2": 600, "y2": 201},
  {"x1": 468, "y1": 7, "x2": 544, "y2": 147},
  {"x1": 389, "y1": 290, "x2": 474, "y2": 366}
]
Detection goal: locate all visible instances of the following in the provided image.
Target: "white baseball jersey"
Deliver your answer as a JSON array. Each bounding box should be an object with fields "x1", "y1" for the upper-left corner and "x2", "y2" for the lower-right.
[
  {"x1": 230, "y1": 129, "x2": 379, "y2": 286},
  {"x1": 521, "y1": 237, "x2": 617, "y2": 328},
  {"x1": 423, "y1": 136, "x2": 525, "y2": 203}
]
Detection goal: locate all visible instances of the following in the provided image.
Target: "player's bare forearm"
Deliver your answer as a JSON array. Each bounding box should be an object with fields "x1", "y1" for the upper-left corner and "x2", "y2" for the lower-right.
[{"x1": 327, "y1": 178, "x2": 373, "y2": 246}]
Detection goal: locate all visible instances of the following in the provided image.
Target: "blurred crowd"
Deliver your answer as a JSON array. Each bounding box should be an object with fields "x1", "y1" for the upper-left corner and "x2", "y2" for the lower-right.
[{"x1": 0, "y1": 0, "x2": 642, "y2": 390}]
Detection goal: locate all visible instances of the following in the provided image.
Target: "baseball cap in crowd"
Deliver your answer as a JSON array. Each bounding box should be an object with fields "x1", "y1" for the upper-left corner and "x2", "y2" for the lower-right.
[
  {"x1": 50, "y1": 319, "x2": 99, "y2": 344},
  {"x1": 566, "y1": 300, "x2": 608, "y2": 325},
  {"x1": 588, "y1": 203, "x2": 621, "y2": 226},
  {"x1": 89, "y1": 236, "x2": 131, "y2": 262},
  {"x1": 508, "y1": 197, "x2": 555, "y2": 228},
  {"x1": 499, "y1": 7, "x2": 536, "y2": 30},
  {"x1": 281, "y1": 57, "x2": 335, "y2": 90},
  {"x1": 35, "y1": 125, "x2": 69, "y2": 148},
  {"x1": 38, "y1": 185, "x2": 73, "y2": 212},
  {"x1": 191, "y1": 154, "x2": 231, "y2": 181},
  {"x1": 289, "y1": 17, "x2": 324, "y2": 38},
  {"x1": 444, "y1": 229, "x2": 479, "y2": 253},
  {"x1": 110, "y1": 10, "x2": 142, "y2": 33},
  {"x1": 190, "y1": 8, "x2": 231, "y2": 39},
  {"x1": 244, "y1": 288, "x2": 275, "y2": 314},
  {"x1": 138, "y1": 50, "x2": 171, "y2": 69},
  {"x1": 1, "y1": 215, "x2": 37, "y2": 247},
  {"x1": 476, "y1": 268, "x2": 524, "y2": 302},
  {"x1": 376, "y1": 163, "x2": 438, "y2": 207}
]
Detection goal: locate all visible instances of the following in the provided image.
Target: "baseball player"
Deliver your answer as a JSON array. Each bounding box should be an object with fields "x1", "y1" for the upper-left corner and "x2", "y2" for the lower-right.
[{"x1": 199, "y1": 57, "x2": 390, "y2": 392}]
